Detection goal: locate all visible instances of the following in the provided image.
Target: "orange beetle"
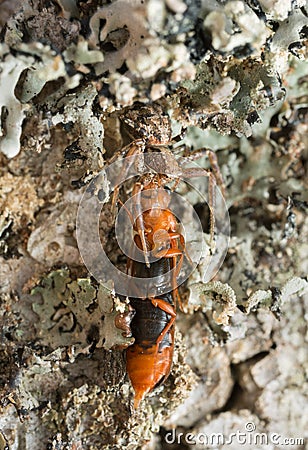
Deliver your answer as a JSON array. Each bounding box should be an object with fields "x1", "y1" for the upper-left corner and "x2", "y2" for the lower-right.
[
  {"x1": 126, "y1": 260, "x2": 176, "y2": 408},
  {"x1": 125, "y1": 175, "x2": 185, "y2": 408}
]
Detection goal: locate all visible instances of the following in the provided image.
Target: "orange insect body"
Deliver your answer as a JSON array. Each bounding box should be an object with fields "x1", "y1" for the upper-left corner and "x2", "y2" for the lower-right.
[
  {"x1": 125, "y1": 177, "x2": 183, "y2": 408},
  {"x1": 126, "y1": 281, "x2": 175, "y2": 409},
  {"x1": 131, "y1": 175, "x2": 185, "y2": 268},
  {"x1": 127, "y1": 342, "x2": 173, "y2": 409}
]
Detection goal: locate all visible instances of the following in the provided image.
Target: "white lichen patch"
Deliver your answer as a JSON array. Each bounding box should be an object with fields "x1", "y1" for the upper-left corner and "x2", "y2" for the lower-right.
[
  {"x1": 108, "y1": 73, "x2": 137, "y2": 106},
  {"x1": 16, "y1": 44, "x2": 68, "y2": 103},
  {"x1": 88, "y1": 0, "x2": 148, "y2": 76},
  {"x1": 259, "y1": 0, "x2": 306, "y2": 21},
  {"x1": 244, "y1": 277, "x2": 308, "y2": 314},
  {"x1": 0, "y1": 0, "x2": 307, "y2": 447},
  {"x1": 64, "y1": 36, "x2": 104, "y2": 66},
  {"x1": 127, "y1": 37, "x2": 170, "y2": 79},
  {"x1": 280, "y1": 277, "x2": 308, "y2": 302},
  {"x1": 27, "y1": 202, "x2": 80, "y2": 266},
  {"x1": 31, "y1": 269, "x2": 134, "y2": 351},
  {"x1": 16, "y1": 353, "x2": 64, "y2": 411},
  {"x1": 187, "y1": 281, "x2": 237, "y2": 326},
  {"x1": 204, "y1": 1, "x2": 271, "y2": 54},
  {"x1": 0, "y1": 46, "x2": 32, "y2": 157},
  {"x1": 266, "y1": 7, "x2": 308, "y2": 76}
]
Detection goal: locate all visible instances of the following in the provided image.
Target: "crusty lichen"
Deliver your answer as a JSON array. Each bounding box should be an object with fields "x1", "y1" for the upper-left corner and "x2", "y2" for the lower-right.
[
  {"x1": 172, "y1": 55, "x2": 286, "y2": 136},
  {"x1": 0, "y1": 0, "x2": 307, "y2": 448},
  {"x1": 0, "y1": 46, "x2": 31, "y2": 157},
  {"x1": 31, "y1": 269, "x2": 134, "y2": 351}
]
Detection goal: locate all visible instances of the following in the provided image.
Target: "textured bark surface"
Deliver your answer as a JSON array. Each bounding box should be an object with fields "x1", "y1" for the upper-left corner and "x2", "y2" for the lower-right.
[{"x1": 0, "y1": 1, "x2": 307, "y2": 449}]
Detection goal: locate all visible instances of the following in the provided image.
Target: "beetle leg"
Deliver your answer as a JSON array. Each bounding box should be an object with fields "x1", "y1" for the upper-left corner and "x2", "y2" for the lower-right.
[
  {"x1": 169, "y1": 232, "x2": 193, "y2": 266},
  {"x1": 153, "y1": 245, "x2": 182, "y2": 259},
  {"x1": 150, "y1": 298, "x2": 176, "y2": 348},
  {"x1": 171, "y1": 285, "x2": 185, "y2": 312}
]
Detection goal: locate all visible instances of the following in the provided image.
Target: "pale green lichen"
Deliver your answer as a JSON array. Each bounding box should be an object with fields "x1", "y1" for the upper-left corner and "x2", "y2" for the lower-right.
[
  {"x1": 31, "y1": 269, "x2": 134, "y2": 351},
  {"x1": 52, "y1": 83, "x2": 105, "y2": 179},
  {"x1": 64, "y1": 37, "x2": 104, "y2": 65},
  {"x1": 244, "y1": 277, "x2": 308, "y2": 314},
  {"x1": 174, "y1": 55, "x2": 285, "y2": 136},
  {"x1": 187, "y1": 280, "x2": 237, "y2": 326},
  {"x1": 204, "y1": 1, "x2": 271, "y2": 54},
  {"x1": 16, "y1": 43, "x2": 68, "y2": 103},
  {"x1": 258, "y1": 0, "x2": 306, "y2": 21}
]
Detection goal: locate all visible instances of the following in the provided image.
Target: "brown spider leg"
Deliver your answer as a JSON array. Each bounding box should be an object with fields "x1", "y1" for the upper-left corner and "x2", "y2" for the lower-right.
[
  {"x1": 126, "y1": 239, "x2": 149, "y2": 293},
  {"x1": 206, "y1": 150, "x2": 226, "y2": 198},
  {"x1": 118, "y1": 198, "x2": 134, "y2": 224},
  {"x1": 127, "y1": 256, "x2": 134, "y2": 277},
  {"x1": 107, "y1": 138, "x2": 144, "y2": 166},
  {"x1": 116, "y1": 197, "x2": 140, "y2": 277},
  {"x1": 169, "y1": 177, "x2": 180, "y2": 192},
  {"x1": 171, "y1": 249, "x2": 184, "y2": 311},
  {"x1": 111, "y1": 139, "x2": 145, "y2": 214},
  {"x1": 208, "y1": 171, "x2": 217, "y2": 250},
  {"x1": 179, "y1": 167, "x2": 216, "y2": 251},
  {"x1": 182, "y1": 147, "x2": 226, "y2": 197},
  {"x1": 132, "y1": 182, "x2": 151, "y2": 267}
]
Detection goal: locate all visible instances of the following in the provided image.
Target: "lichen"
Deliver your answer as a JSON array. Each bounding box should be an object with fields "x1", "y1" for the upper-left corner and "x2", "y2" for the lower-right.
[
  {"x1": 0, "y1": 46, "x2": 31, "y2": 157},
  {"x1": 172, "y1": 55, "x2": 285, "y2": 136},
  {"x1": 203, "y1": 1, "x2": 271, "y2": 54},
  {"x1": 31, "y1": 269, "x2": 134, "y2": 351},
  {"x1": 0, "y1": 0, "x2": 307, "y2": 448},
  {"x1": 187, "y1": 280, "x2": 237, "y2": 326},
  {"x1": 88, "y1": 0, "x2": 149, "y2": 76}
]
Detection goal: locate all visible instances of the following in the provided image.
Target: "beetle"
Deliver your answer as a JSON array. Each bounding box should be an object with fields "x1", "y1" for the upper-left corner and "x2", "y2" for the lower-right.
[
  {"x1": 126, "y1": 258, "x2": 177, "y2": 409},
  {"x1": 124, "y1": 174, "x2": 185, "y2": 408},
  {"x1": 127, "y1": 173, "x2": 187, "y2": 270}
]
